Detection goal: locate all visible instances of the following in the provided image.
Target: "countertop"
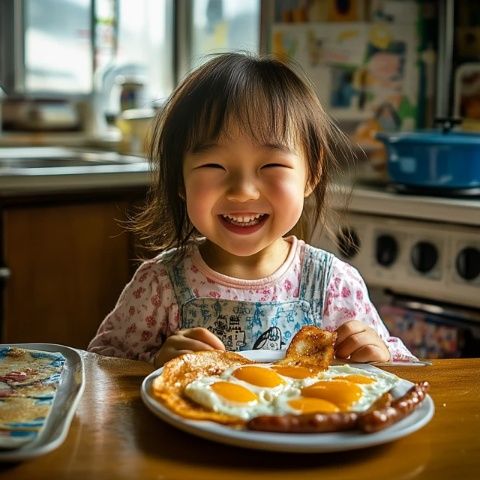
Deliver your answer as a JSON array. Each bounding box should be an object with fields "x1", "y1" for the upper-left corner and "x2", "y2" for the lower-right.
[
  {"x1": 331, "y1": 181, "x2": 480, "y2": 227},
  {"x1": 0, "y1": 164, "x2": 151, "y2": 194},
  {"x1": 0, "y1": 146, "x2": 151, "y2": 195},
  {"x1": 1, "y1": 353, "x2": 479, "y2": 480}
]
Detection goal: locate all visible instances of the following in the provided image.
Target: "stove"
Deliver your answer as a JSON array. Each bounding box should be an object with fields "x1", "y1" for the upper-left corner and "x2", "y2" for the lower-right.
[
  {"x1": 310, "y1": 183, "x2": 480, "y2": 357},
  {"x1": 315, "y1": 212, "x2": 480, "y2": 309}
]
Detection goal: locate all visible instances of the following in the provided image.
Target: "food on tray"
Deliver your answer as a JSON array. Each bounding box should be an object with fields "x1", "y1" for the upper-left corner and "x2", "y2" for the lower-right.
[
  {"x1": 0, "y1": 347, "x2": 66, "y2": 448},
  {"x1": 151, "y1": 326, "x2": 430, "y2": 433}
]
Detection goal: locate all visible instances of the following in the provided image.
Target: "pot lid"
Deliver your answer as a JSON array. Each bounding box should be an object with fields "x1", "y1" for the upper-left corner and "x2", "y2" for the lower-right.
[
  {"x1": 376, "y1": 117, "x2": 480, "y2": 145},
  {"x1": 377, "y1": 130, "x2": 480, "y2": 145}
]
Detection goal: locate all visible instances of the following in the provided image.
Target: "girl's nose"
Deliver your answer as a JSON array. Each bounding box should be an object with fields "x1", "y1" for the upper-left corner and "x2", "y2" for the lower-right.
[{"x1": 225, "y1": 173, "x2": 260, "y2": 202}]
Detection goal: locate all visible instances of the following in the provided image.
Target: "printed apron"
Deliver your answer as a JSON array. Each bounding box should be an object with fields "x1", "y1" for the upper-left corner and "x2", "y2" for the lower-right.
[{"x1": 164, "y1": 245, "x2": 334, "y2": 351}]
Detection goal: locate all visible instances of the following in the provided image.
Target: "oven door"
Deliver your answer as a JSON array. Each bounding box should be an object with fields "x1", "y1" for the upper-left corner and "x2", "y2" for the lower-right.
[{"x1": 373, "y1": 290, "x2": 480, "y2": 358}]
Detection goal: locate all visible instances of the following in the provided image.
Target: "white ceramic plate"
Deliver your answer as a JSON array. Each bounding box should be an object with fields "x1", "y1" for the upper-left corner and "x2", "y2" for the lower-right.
[
  {"x1": 0, "y1": 343, "x2": 85, "y2": 462},
  {"x1": 141, "y1": 350, "x2": 434, "y2": 453}
]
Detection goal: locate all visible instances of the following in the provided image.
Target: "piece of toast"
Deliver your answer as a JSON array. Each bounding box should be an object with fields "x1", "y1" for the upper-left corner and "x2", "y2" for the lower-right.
[{"x1": 276, "y1": 326, "x2": 336, "y2": 371}]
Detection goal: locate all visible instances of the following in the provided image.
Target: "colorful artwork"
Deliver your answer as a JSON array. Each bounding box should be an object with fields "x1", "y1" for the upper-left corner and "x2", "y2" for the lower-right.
[
  {"x1": 271, "y1": 21, "x2": 419, "y2": 129},
  {"x1": 454, "y1": 63, "x2": 480, "y2": 131}
]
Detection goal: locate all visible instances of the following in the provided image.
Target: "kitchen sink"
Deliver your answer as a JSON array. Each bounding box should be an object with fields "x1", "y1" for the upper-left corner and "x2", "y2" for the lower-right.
[
  {"x1": 0, "y1": 157, "x2": 131, "y2": 169},
  {"x1": 0, "y1": 146, "x2": 149, "y2": 174}
]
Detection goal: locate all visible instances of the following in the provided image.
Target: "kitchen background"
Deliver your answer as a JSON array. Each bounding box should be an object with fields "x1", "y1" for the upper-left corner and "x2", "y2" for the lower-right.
[{"x1": 0, "y1": 0, "x2": 479, "y2": 358}]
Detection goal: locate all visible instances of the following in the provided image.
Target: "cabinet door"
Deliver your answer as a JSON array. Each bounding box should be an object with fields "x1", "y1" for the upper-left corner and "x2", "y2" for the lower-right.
[{"x1": 2, "y1": 201, "x2": 132, "y2": 348}]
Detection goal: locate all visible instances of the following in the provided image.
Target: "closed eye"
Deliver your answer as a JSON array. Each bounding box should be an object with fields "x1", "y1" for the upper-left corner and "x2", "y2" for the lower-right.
[
  {"x1": 196, "y1": 163, "x2": 225, "y2": 170},
  {"x1": 261, "y1": 163, "x2": 291, "y2": 169}
]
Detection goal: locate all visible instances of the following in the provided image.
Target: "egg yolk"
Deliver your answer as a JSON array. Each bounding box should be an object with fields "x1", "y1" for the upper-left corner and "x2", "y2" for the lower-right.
[
  {"x1": 333, "y1": 374, "x2": 375, "y2": 384},
  {"x1": 211, "y1": 381, "x2": 258, "y2": 404},
  {"x1": 271, "y1": 365, "x2": 315, "y2": 379},
  {"x1": 288, "y1": 397, "x2": 340, "y2": 414},
  {"x1": 232, "y1": 366, "x2": 285, "y2": 388},
  {"x1": 301, "y1": 379, "x2": 362, "y2": 411}
]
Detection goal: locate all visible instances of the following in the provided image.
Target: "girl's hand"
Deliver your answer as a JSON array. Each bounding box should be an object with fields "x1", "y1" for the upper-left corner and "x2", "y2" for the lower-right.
[
  {"x1": 334, "y1": 320, "x2": 391, "y2": 363},
  {"x1": 153, "y1": 327, "x2": 225, "y2": 367}
]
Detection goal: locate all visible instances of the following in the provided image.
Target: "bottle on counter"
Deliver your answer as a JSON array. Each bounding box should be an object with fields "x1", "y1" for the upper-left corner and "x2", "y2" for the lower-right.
[{"x1": 117, "y1": 75, "x2": 147, "y2": 112}]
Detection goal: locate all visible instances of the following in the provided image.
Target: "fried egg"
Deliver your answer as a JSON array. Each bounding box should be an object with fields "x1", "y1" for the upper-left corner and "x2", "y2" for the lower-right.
[
  {"x1": 184, "y1": 363, "x2": 399, "y2": 420},
  {"x1": 274, "y1": 364, "x2": 399, "y2": 415},
  {"x1": 184, "y1": 364, "x2": 304, "y2": 419},
  {"x1": 152, "y1": 350, "x2": 254, "y2": 426}
]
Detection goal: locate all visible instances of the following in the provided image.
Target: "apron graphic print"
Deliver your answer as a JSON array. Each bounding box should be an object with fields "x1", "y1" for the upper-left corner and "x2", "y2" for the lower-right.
[
  {"x1": 164, "y1": 244, "x2": 334, "y2": 351},
  {"x1": 182, "y1": 299, "x2": 313, "y2": 350}
]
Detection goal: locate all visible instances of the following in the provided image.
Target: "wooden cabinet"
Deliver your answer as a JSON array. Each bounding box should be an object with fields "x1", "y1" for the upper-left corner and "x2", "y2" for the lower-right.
[{"x1": 0, "y1": 191, "x2": 144, "y2": 348}]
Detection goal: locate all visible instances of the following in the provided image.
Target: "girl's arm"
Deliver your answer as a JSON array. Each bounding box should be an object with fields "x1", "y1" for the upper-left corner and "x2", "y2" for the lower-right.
[
  {"x1": 87, "y1": 261, "x2": 180, "y2": 363},
  {"x1": 322, "y1": 259, "x2": 417, "y2": 362}
]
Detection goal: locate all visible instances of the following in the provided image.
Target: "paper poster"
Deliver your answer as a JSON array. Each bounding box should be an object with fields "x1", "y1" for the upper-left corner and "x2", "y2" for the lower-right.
[{"x1": 271, "y1": 22, "x2": 419, "y2": 129}]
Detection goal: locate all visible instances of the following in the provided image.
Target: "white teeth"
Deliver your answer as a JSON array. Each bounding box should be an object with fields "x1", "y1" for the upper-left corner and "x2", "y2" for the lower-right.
[{"x1": 222, "y1": 214, "x2": 265, "y2": 226}]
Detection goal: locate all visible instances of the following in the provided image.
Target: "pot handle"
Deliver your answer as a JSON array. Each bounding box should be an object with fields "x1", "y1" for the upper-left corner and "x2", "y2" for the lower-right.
[{"x1": 434, "y1": 117, "x2": 462, "y2": 134}]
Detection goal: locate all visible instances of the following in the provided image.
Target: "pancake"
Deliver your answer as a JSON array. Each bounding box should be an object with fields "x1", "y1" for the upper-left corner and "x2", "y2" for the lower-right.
[{"x1": 152, "y1": 350, "x2": 252, "y2": 425}]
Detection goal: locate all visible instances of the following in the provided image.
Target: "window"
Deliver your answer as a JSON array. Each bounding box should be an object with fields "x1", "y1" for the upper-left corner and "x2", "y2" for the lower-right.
[
  {"x1": 115, "y1": 0, "x2": 174, "y2": 103},
  {"x1": 98, "y1": 0, "x2": 174, "y2": 118},
  {"x1": 24, "y1": 0, "x2": 92, "y2": 94},
  {"x1": 187, "y1": 0, "x2": 261, "y2": 71}
]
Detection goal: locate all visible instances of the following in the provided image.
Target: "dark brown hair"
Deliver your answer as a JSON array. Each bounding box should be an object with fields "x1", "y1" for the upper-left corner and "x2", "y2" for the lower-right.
[{"x1": 133, "y1": 52, "x2": 353, "y2": 259}]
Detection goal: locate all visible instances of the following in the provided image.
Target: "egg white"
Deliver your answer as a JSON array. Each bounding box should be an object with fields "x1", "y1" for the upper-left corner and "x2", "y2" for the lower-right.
[
  {"x1": 184, "y1": 363, "x2": 399, "y2": 420},
  {"x1": 275, "y1": 364, "x2": 399, "y2": 415},
  {"x1": 321, "y1": 364, "x2": 399, "y2": 411},
  {"x1": 184, "y1": 364, "x2": 298, "y2": 420}
]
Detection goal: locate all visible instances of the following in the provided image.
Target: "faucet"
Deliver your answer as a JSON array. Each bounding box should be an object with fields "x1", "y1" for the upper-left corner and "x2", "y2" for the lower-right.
[{"x1": 86, "y1": 62, "x2": 146, "y2": 138}]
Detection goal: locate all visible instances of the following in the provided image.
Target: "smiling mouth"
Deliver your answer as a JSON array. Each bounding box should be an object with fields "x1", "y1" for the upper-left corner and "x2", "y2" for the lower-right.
[{"x1": 220, "y1": 213, "x2": 268, "y2": 227}]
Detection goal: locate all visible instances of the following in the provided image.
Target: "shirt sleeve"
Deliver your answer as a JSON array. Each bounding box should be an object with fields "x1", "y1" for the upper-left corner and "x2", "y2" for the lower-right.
[
  {"x1": 322, "y1": 258, "x2": 417, "y2": 361},
  {"x1": 87, "y1": 259, "x2": 180, "y2": 363}
]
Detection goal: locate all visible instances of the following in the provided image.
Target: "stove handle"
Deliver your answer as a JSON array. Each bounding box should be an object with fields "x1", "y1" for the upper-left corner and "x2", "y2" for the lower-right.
[
  {"x1": 391, "y1": 296, "x2": 480, "y2": 324},
  {"x1": 0, "y1": 266, "x2": 11, "y2": 282}
]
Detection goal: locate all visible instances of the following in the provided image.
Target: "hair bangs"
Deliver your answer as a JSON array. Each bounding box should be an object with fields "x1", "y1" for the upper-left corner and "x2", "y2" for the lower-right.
[{"x1": 184, "y1": 61, "x2": 302, "y2": 153}]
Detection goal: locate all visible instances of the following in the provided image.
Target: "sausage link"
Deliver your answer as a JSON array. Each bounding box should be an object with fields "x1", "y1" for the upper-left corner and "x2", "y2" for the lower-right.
[
  {"x1": 358, "y1": 381, "x2": 430, "y2": 433},
  {"x1": 246, "y1": 383, "x2": 428, "y2": 434},
  {"x1": 246, "y1": 391, "x2": 394, "y2": 433},
  {"x1": 247, "y1": 411, "x2": 359, "y2": 433}
]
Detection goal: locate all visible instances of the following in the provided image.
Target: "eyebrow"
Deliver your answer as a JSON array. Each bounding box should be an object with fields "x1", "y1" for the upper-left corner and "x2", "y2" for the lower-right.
[
  {"x1": 262, "y1": 142, "x2": 295, "y2": 153},
  {"x1": 190, "y1": 143, "x2": 220, "y2": 154},
  {"x1": 190, "y1": 141, "x2": 295, "y2": 155}
]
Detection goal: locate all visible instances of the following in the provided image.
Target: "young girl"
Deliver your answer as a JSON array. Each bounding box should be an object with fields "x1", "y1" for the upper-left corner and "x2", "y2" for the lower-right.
[{"x1": 88, "y1": 53, "x2": 415, "y2": 366}]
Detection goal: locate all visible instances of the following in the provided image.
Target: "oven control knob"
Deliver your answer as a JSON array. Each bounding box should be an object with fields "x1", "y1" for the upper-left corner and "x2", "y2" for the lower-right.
[
  {"x1": 337, "y1": 227, "x2": 360, "y2": 259},
  {"x1": 411, "y1": 241, "x2": 438, "y2": 273},
  {"x1": 375, "y1": 234, "x2": 398, "y2": 266},
  {"x1": 456, "y1": 247, "x2": 480, "y2": 281}
]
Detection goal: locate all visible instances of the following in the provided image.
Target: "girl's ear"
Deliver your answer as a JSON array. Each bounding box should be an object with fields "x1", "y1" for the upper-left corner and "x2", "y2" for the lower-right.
[{"x1": 304, "y1": 182, "x2": 315, "y2": 198}]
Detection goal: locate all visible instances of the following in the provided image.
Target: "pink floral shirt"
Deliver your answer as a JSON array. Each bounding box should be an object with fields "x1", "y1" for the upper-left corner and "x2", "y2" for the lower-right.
[{"x1": 88, "y1": 237, "x2": 415, "y2": 362}]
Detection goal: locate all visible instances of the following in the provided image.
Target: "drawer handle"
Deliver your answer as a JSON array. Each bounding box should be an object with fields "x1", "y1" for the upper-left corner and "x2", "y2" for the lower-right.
[{"x1": 0, "y1": 267, "x2": 11, "y2": 279}]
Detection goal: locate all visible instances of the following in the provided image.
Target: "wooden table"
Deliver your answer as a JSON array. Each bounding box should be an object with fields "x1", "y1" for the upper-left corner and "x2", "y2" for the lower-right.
[{"x1": 1, "y1": 353, "x2": 479, "y2": 480}]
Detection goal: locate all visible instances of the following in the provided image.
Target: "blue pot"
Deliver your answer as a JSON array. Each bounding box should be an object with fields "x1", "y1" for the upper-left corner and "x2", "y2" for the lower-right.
[{"x1": 376, "y1": 130, "x2": 480, "y2": 190}]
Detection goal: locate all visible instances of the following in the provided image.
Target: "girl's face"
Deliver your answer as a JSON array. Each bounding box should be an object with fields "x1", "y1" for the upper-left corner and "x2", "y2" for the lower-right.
[{"x1": 183, "y1": 129, "x2": 311, "y2": 262}]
